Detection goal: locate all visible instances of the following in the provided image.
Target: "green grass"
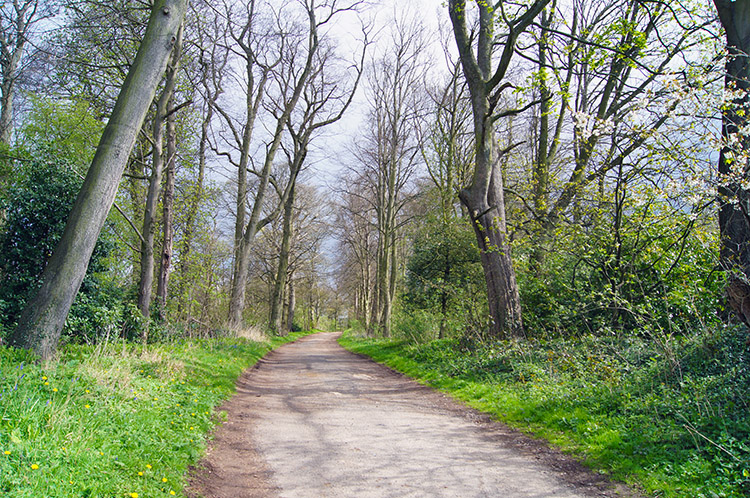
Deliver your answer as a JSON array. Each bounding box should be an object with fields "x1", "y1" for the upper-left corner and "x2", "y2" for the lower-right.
[
  {"x1": 339, "y1": 328, "x2": 750, "y2": 498},
  {"x1": 0, "y1": 331, "x2": 311, "y2": 497}
]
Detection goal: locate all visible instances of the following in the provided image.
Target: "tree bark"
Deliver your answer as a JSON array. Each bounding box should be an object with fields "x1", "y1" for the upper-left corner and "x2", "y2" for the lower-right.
[
  {"x1": 285, "y1": 277, "x2": 296, "y2": 333},
  {"x1": 9, "y1": 0, "x2": 188, "y2": 359},
  {"x1": 270, "y1": 182, "x2": 296, "y2": 335},
  {"x1": 137, "y1": 24, "x2": 183, "y2": 324},
  {"x1": 156, "y1": 97, "x2": 177, "y2": 320},
  {"x1": 448, "y1": 0, "x2": 549, "y2": 339},
  {"x1": 714, "y1": 0, "x2": 750, "y2": 326}
]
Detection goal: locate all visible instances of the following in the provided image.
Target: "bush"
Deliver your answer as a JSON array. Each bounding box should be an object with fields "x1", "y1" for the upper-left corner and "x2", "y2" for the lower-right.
[{"x1": 0, "y1": 154, "x2": 120, "y2": 343}]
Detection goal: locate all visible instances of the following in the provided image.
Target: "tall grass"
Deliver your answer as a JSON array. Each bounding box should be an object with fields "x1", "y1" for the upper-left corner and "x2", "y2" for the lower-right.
[
  {"x1": 340, "y1": 327, "x2": 750, "y2": 497},
  {"x1": 0, "y1": 332, "x2": 309, "y2": 497}
]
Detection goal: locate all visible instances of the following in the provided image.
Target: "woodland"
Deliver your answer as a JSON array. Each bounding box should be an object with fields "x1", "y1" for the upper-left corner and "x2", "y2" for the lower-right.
[{"x1": 0, "y1": 0, "x2": 749, "y2": 496}]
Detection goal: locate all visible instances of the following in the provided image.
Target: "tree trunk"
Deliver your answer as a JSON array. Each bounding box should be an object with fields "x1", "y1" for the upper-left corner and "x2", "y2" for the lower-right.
[
  {"x1": 156, "y1": 98, "x2": 177, "y2": 320},
  {"x1": 714, "y1": 0, "x2": 750, "y2": 326},
  {"x1": 270, "y1": 183, "x2": 296, "y2": 335},
  {"x1": 530, "y1": 6, "x2": 553, "y2": 274},
  {"x1": 285, "y1": 278, "x2": 296, "y2": 333},
  {"x1": 137, "y1": 24, "x2": 183, "y2": 325},
  {"x1": 9, "y1": 0, "x2": 188, "y2": 359},
  {"x1": 460, "y1": 151, "x2": 524, "y2": 339},
  {"x1": 0, "y1": 1, "x2": 31, "y2": 145},
  {"x1": 448, "y1": 0, "x2": 548, "y2": 339}
]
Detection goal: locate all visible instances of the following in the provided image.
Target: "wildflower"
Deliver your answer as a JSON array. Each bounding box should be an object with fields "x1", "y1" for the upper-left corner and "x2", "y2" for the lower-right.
[
  {"x1": 162, "y1": 478, "x2": 168, "y2": 483},
  {"x1": 44, "y1": 382, "x2": 49, "y2": 386},
  {"x1": 85, "y1": 404, "x2": 90, "y2": 409},
  {"x1": 31, "y1": 464, "x2": 39, "y2": 470},
  {"x1": 130, "y1": 493, "x2": 139, "y2": 498},
  {"x1": 3, "y1": 451, "x2": 10, "y2": 455},
  {"x1": 138, "y1": 472, "x2": 143, "y2": 476},
  {"x1": 42, "y1": 376, "x2": 47, "y2": 380},
  {"x1": 53, "y1": 388, "x2": 58, "y2": 392},
  {"x1": 146, "y1": 464, "x2": 152, "y2": 469},
  {"x1": 170, "y1": 492, "x2": 176, "y2": 496}
]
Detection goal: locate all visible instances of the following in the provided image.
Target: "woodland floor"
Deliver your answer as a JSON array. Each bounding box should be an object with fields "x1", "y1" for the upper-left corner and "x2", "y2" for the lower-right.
[{"x1": 185, "y1": 332, "x2": 644, "y2": 498}]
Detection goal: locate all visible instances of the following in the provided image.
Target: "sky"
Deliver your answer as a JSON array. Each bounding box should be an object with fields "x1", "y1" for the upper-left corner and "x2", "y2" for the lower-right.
[{"x1": 303, "y1": 0, "x2": 450, "y2": 188}]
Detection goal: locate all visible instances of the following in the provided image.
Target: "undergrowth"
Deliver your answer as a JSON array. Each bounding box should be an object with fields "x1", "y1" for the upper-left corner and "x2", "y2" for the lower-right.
[
  {"x1": 339, "y1": 327, "x2": 750, "y2": 497},
  {"x1": 0, "y1": 331, "x2": 310, "y2": 497}
]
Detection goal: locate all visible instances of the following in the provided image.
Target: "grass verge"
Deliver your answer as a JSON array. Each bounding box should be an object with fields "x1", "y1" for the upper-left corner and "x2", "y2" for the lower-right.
[
  {"x1": 0, "y1": 331, "x2": 311, "y2": 497},
  {"x1": 339, "y1": 328, "x2": 750, "y2": 498}
]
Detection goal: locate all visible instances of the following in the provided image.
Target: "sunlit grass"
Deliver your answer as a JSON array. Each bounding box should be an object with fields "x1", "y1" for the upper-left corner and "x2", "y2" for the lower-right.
[
  {"x1": 0, "y1": 331, "x2": 310, "y2": 497},
  {"x1": 340, "y1": 328, "x2": 750, "y2": 498}
]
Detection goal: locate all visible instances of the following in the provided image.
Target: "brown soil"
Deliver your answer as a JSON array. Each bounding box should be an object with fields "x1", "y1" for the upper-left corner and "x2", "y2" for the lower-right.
[{"x1": 186, "y1": 332, "x2": 644, "y2": 498}]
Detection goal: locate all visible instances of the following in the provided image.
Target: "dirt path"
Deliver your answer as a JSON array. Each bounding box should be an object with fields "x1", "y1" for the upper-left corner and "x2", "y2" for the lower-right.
[{"x1": 187, "y1": 332, "x2": 640, "y2": 498}]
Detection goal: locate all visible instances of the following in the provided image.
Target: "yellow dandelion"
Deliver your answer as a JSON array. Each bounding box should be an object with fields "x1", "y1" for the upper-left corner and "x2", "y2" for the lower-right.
[
  {"x1": 130, "y1": 493, "x2": 139, "y2": 498},
  {"x1": 146, "y1": 464, "x2": 152, "y2": 469},
  {"x1": 190, "y1": 427, "x2": 194, "y2": 431},
  {"x1": 42, "y1": 376, "x2": 47, "y2": 380},
  {"x1": 99, "y1": 451, "x2": 104, "y2": 456},
  {"x1": 85, "y1": 389, "x2": 90, "y2": 393},
  {"x1": 85, "y1": 404, "x2": 90, "y2": 409},
  {"x1": 138, "y1": 471, "x2": 143, "y2": 476},
  {"x1": 44, "y1": 382, "x2": 49, "y2": 385},
  {"x1": 170, "y1": 491, "x2": 176, "y2": 496},
  {"x1": 31, "y1": 464, "x2": 39, "y2": 470},
  {"x1": 162, "y1": 477, "x2": 168, "y2": 483},
  {"x1": 3, "y1": 450, "x2": 10, "y2": 455},
  {"x1": 53, "y1": 388, "x2": 58, "y2": 392}
]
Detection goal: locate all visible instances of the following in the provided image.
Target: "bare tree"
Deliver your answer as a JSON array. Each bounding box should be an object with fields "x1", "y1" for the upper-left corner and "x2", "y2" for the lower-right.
[
  {"x1": 354, "y1": 15, "x2": 426, "y2": 337},
  {"x1": 223, "y1": 0, "x2": 364, "y2": 329},
  {"x1": 268, "y1": 37, "x2": 367, "y2": 334},
  {"x1": 0, "y1": 0, "x2": 56, "y2": 144}
]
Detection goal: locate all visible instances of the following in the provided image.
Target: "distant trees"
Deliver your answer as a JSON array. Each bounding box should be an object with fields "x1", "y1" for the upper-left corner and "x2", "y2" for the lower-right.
[{"x1": 0, "y1": 0, "x2": 57, "y2": 144}]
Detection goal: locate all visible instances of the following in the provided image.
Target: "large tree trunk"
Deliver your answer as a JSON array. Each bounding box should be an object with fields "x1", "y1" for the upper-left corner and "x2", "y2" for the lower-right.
[
  {"x1": 9, "y1": 0, "x2": 188, "y2": 359},
  {"x1": 0, "y1": 72, "x2": 16, "y2": 145},
  {"x1": 714, "y1": 0, "x2": 750, "y2": 326},
  {"x1": 448, "y1": 0, "x2": 549, "y2": 339},
  {"x1": 459, "y1": 134, "x2": 524, "y2": 339}
]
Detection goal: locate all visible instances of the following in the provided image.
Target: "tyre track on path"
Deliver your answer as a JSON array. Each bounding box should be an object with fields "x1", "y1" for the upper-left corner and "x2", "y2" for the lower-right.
[{"x1": 187, "y1": 332, "x2": 641, "y2": 498}]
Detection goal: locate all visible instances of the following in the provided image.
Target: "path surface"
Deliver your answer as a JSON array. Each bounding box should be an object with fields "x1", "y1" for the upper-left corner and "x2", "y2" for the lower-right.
[{"x1": 187, "y1": 333, "x2": 639, "y2": 498}]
